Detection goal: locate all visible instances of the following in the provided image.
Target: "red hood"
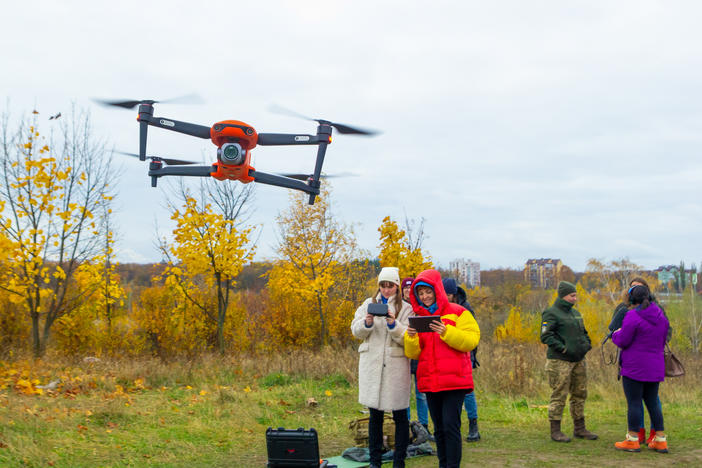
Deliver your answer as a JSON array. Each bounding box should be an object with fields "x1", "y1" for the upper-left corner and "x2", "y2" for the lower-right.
[{"x1": 410, "y1": 269, "x2": 450, "y2": 316}]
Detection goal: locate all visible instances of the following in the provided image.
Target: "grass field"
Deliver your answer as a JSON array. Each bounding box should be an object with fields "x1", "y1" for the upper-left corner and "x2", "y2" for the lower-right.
[{"x1": 1, "y1": 343, "x2": 701, "y2": 467}]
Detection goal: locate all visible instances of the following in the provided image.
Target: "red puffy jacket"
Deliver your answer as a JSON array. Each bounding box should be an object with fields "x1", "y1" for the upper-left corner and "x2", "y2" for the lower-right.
[{"x1": 404, "y1": 269, "x2": 480, "y2": 393}]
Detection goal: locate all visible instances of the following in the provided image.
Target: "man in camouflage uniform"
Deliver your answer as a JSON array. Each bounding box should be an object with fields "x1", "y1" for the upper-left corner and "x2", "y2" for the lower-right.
[{"x1": 540, "y1": 281, "x2": 598, "y2": 442}]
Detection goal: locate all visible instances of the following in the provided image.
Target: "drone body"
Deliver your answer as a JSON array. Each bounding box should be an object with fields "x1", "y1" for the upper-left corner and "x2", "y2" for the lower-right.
[
  {"x1": 99, "y1": 97, "x2": 374, "y2": 205},
  {"x1": 209, "y1": 119, "x2": 257, "y2": 183}
]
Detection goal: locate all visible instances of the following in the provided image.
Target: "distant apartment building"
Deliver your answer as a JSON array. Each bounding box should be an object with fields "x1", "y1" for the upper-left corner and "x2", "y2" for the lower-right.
[
  {"x1": 448, "y1": 259, "x2": 481, "y2": 288},
  {"x1": 655, "y1": 265, "x2": 678, "y2": 287},
  {"x1": 524, "y1": 258, "x2": 562, "y2": 289},
  {"x1": 654, "y1": 265, "x2": 698, "y2": 290}
]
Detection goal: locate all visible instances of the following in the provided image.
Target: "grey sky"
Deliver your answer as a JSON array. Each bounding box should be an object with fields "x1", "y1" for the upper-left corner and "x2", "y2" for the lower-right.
[{"x1": 3, "y1": 1, "x2": 702, "y2": 271}]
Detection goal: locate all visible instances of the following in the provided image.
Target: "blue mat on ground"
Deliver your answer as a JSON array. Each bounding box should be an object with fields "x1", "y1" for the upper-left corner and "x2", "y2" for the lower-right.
[
  {"x1": 325, "y1": 456, "x2": 369, "y2": 467},
  {"x1": 326, "y1": 442, "x2": 434, "y2": 467}
]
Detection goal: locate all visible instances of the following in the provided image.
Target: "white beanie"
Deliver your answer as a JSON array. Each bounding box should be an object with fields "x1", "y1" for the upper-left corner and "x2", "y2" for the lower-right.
[{"x1": 378, "y1": 267, "x2": 401, "y2": 287}]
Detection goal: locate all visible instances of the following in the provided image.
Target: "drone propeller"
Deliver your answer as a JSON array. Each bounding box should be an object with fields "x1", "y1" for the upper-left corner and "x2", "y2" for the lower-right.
[
  {"x1": 93, "y1": 94, "x2": 204, "y2": 110},
  {"x1": 269, "y1": 105, "x2": 379, "y2": 136},
  {"x1": 115, "y1": 150, "x2": 196, "y2": 166},
  {"x1": 277, "y1": 172, "x2": 357, "y2": 181}
]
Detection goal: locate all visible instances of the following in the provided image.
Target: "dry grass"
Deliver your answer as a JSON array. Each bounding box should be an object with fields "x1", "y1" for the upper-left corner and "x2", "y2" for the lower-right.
[
  {"x1": 1, "y1": 342, "x2": 701, "y2": 467},
  {"x1": 8, "y1": 340, "x2": 700, "y2": 403}
]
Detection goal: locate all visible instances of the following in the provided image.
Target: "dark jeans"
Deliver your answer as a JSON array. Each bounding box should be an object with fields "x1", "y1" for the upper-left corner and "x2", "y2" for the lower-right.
[
  {"x1": 622, "y1": 376, "x2": 664, "y2": 432},
  {"x1": 368, "y1": 407, "x2": 409, "y2": 466},
  {"x1": 636, "y1": 394, "x2": 662, "y2": 429},
  {"x1": 425, "y1": 389, "x2": 467, "y2": 468}
]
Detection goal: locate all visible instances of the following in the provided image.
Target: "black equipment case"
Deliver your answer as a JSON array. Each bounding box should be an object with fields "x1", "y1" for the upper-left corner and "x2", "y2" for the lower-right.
[{"x1": 266, "y1": 427, "x2": 330, "y2": 468}]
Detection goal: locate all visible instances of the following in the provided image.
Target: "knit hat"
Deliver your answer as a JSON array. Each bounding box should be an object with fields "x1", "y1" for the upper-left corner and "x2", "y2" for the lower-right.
[
  {"x1": 378, "y1": 267, "x2": 401, "y2": 287},
  {"x1": 401, "y1": 277, "x2": 414, "y2": 289},
  {"x1": 557, "y1": 281, "x2": 577, "y2": 298},
  {"x1": 628, "y1": 284, "x2": 649, "y2": 305},
  {"x1": 442, "y1": 278, "x2": 458, "y2": 295}
]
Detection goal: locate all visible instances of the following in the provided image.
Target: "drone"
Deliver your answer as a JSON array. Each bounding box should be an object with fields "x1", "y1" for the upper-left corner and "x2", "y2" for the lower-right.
[{"x1": 97, "y1": 96, "x2": 377, "y2": 204}]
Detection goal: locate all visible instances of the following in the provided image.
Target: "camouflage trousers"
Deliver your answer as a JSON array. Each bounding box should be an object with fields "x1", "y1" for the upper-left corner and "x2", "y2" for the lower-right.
[{"x1": 545, "y1": 358, "x2": 588, "y2": 421}]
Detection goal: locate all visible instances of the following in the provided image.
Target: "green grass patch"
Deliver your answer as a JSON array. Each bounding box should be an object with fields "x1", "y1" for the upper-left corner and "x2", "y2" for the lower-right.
[
  {"x1": 260, "y1": 372, "x2": 296, "y2": 388},
  {"x1": 1, "y1": 348, "x2": 701, "y2": 467}
]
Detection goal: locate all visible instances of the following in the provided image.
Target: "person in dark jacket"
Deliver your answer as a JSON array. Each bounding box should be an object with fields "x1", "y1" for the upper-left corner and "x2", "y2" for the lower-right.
[
  {"x1": 612, "y1": 284, "x2": 670, "y2": 453},
  {"x1": 443, "y1": 278, "x2": 481, "y2": 442},
  {"x1": 608, "y1": 277, "x2": 670, "y2": 445},
  {"x1": 540, "y1": 281, "x2": 597, "y2": 442}
]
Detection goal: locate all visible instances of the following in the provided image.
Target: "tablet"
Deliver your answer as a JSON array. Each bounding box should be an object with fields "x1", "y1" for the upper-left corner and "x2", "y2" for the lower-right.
[
  {"x1": 409, "y1": 315, "x2": 442, "y2": 333},
  {"x1": 368, "y1": 303, "x2": 389, "y2": 316}
]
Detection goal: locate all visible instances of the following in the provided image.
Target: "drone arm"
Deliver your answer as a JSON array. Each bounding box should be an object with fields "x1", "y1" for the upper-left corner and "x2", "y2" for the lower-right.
[
  {"x1": 249, "y1": 170, "x2": 319, "y2": 195},
  {"x1": 148, "y1": 164, "x2": 216, "y2": 178},
  {"x1": 146, "y1": 163, "x2": 215, "y2": 188},
  {"x1": 136, "y1": 104, "x2": 211, "y2": 160},
  {"x1": 145, "y1": 116, "x2": 212, "y2": 139},
  {"x1": 256, "y1": 133, "x2": 325, "y2": 146}
]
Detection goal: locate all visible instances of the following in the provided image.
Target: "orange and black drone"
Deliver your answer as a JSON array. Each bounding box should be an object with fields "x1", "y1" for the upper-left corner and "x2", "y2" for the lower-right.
[{"x1": 97, "y1": 97, "x2": 377, "y2": 204}]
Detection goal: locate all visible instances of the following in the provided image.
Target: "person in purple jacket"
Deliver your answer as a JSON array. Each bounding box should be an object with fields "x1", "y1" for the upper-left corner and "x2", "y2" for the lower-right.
[{"x1": 612, "y1": 284, "x2": 670, "y2": 454}]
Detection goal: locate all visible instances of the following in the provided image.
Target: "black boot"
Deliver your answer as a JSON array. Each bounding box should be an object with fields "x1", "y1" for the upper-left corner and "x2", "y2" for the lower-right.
[
  {"x1": 466, "y1": 418, "x2": 481, "y2": 442},
  {"x1": 422, "y1": 423, "x2": 435, "y2": 442}
]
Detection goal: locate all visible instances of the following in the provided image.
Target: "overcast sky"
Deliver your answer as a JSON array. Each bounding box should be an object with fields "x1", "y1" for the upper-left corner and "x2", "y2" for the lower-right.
[{"x1": 3, "y1": 1, "x2": 702, "y2": 271}]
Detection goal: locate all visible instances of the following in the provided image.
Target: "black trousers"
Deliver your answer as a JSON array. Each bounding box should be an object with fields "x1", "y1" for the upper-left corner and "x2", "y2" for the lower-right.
[
  {"x1": 368, "y1": 407, "x2": 409, "y2": 466},
  {"x1": 425, "y1": 389, "x2": 467, "y2": 468},
  {"x1": 622, "y1": 376, "x2": 664, "y2": 432}
]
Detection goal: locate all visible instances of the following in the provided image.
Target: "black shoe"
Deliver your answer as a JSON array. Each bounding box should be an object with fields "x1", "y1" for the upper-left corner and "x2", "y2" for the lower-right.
[{"x1": 466, "y1": 418, "x2": 481, "y2": 442}]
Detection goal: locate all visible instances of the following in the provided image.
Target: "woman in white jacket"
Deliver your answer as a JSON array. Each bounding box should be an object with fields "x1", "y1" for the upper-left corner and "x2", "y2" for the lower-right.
[{"x1": 351, "y1": 267, "x2": 413, "y2": 468}]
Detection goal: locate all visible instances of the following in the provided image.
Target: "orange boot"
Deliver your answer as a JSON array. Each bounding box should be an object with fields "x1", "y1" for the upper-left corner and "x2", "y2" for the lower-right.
[
  {"x1": 615, "y1": 432, "x2": 641, "y2": 452},
  {"x1": 646, "y1": 429, "x2": 656, "y2": 446},
  {"x1": 648, "y1": 434, "x2": 668, "y2": 453}
]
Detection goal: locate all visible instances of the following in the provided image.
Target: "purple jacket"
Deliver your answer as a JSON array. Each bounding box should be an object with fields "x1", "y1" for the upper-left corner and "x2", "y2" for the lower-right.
[{"x1": 612, "y1": 302, "x2": 669, "y2": 382}]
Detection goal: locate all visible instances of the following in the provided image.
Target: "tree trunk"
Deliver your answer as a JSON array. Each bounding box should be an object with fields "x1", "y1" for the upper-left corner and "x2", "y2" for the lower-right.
[
  {"x1": 216, "y1": 276, "x2": 227, "y2": 353},
  {"x1": 40, "y1": 315, "x2": 54, "y2": 358},
  {"x1": 31, "y1": 311, "x2": 41, "y2": 358},
  {"x1": 316, "y1": 292, "x2": 326, "y2": 346}
]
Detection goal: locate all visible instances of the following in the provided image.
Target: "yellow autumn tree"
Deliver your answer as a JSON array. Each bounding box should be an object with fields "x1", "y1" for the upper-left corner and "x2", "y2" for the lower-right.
[
  {"x1": 266, "y1": 187, "x2": 369, "y2": 348},
  {"x1": 377, "y1": 216, "x2": 432, "y2": 278},
  {"x1": 53, "y1": 252, "x2": 127, "y2": 356},
  {"x1": 494, "y1": 305, "x2": 539, "y2": 343},
  {"x1": 133, "y1": 283, "x2": 209, "y2": 358},
  {"x1": 573, "y1": 284, "x2": 610, "y2": 344},
  {"x1": 159, "y1": 189, "x2": 256, "y2": 352},
  {"x1": 0, "y1": 228, "x2": 29, "y2": 351},
  {"x1": 0, "y1": 109, "x2": 116, "y2": 356}
]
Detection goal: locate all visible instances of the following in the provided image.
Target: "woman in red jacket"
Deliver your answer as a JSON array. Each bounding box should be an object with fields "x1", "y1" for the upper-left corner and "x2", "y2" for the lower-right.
[{"x1": 404, "y1": 269, "x2": 480, "y2": 468}]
